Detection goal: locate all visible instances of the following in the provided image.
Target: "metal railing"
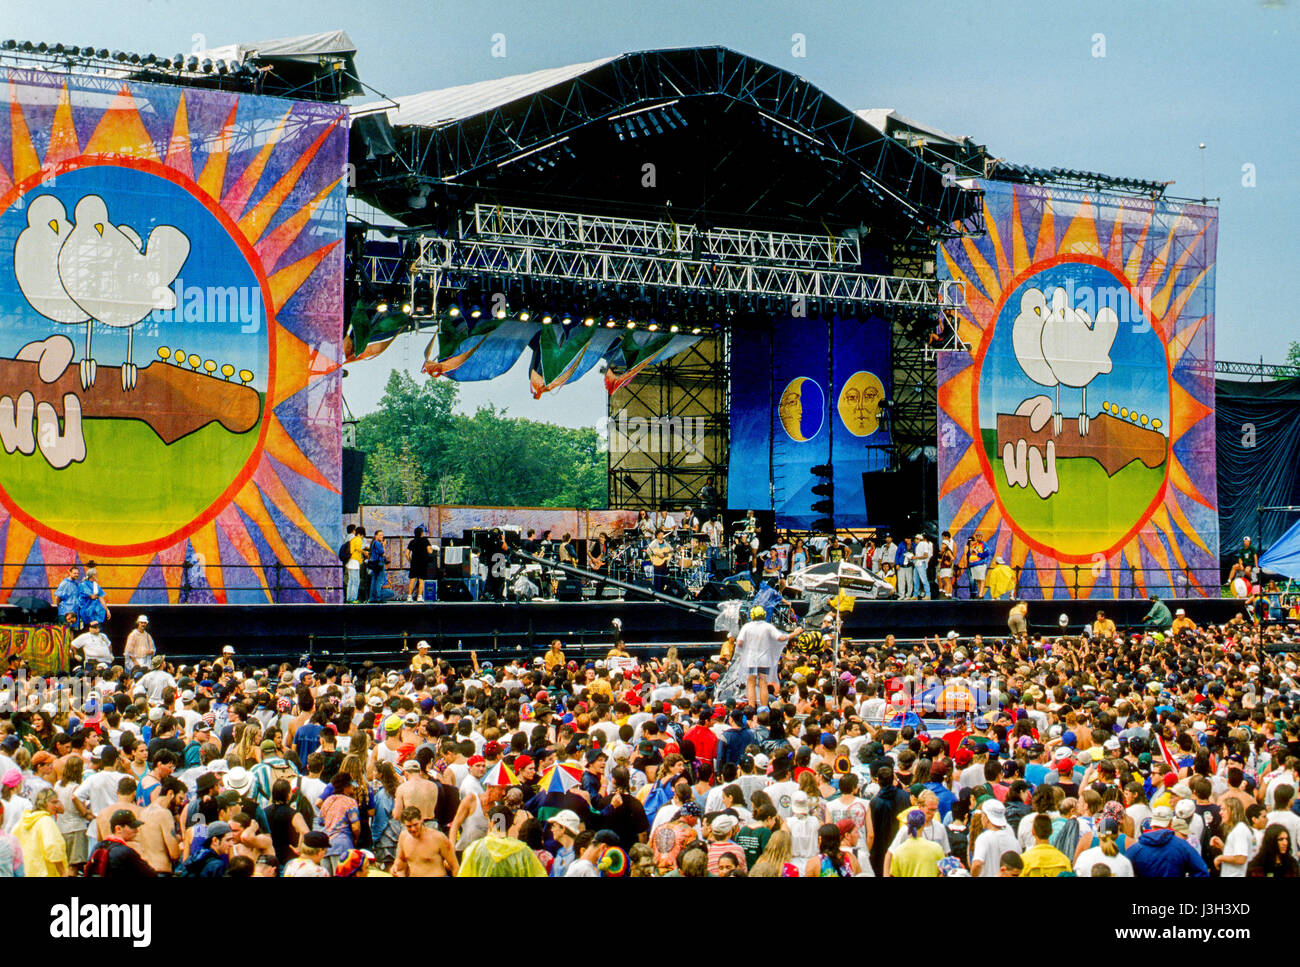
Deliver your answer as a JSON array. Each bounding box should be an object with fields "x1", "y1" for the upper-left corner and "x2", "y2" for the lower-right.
[{"x1": 1, "y1": 563, "x2": 343, "y2": 605}]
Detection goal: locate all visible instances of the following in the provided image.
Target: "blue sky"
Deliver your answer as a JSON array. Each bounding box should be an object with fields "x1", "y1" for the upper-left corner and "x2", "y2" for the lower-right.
[{"x1": 5, "y1": 0, "x2": 1295, "y2": 426}]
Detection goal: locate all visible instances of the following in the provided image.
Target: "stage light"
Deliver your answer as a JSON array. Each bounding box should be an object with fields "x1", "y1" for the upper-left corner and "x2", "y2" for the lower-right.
[
  {"x1": 518, "y1": 311, "x2": 530, "y2": 321},
  {"x1": 142, "y1": 53, "x2": 156, "y2": 66},
  {"x1": 128, "y1": 52, "x2": 141, "y2": 64},
  {"x1": 561, "y1": 314, "x2": 572, "y2": 325},
  {"x1": 20, "y1": 41, "x2": 35, "y2": 52},
  {"x1": 647, "y1": 323, "x2": 659, "y2": 331},
  {"x1": 216, "y1": 59, "x2": 229, "y2": 74},
  {"x1": 626, "y1": 321, "x2": 637, "y2": 329},
  {"x1": 401, "y1": 303, "x2": 413, "y2": 315},
  {"x1": 36, "y1": 42, "x2": 49, "y2": 53},
  {"x1": 605, "y1": 320, "x2": 617, "y2": 328},
  {"x1": 494, "y1": 308, "x2": 507, "y2": 319},
  {"x1": 691, "y1": 327, "x2": 702, "y2": 335},
  {"x1": 447, "y1": 304, "x2": 461, "y2": 317},
  {"x1": 80, "y1": 46, "x2": 94, "y2": 57},
  {"x1": 470, "y1": 307, "x2": 482, "y2": 319},
  {"x1": 582, "y1": 317, "x2": 593, "y2": 327},
  {"x1": 52, "y1": 43, "x2": 65, "y2": 54},
  {"x1": 172, "y1": 53, "x2": 184, "y2": 67},
  {"x1": 186, "y1": 56, "x2": 198, "y2": 71},
  {"x1": 200, "y1": 58, "x2": 213, "y2": 73},
  {"x1": 669, "y1": 324, "x2": 679, "y2": 333},
  {"x1": 375, "y1": 302, "x2": 388, "y2": 313},
  {"x1": 542, "y1": 314, "x2": 553, "y2": 324}
]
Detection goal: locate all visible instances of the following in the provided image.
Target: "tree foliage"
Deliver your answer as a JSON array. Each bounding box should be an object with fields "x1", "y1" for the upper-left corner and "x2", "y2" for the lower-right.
[{"x1": 354, "y1": 371, "x2": 607, "y2": 509}]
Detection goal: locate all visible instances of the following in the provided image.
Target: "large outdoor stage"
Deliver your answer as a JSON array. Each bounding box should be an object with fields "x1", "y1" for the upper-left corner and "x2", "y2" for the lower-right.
[{"x1": 1, "y1": 596, "x2": 1250, "y2": 665}]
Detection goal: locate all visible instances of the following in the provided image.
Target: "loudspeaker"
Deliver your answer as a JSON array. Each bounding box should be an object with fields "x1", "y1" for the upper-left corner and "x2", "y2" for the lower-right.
[
  {"x1": 341, "y1": 448, "x2": 365, "y2": 515},
  {"x1": 862, "y1": 470, "x2": 901, "y2": 530},
  {"x1": 438, "y1": 579, "x2": 474, "y2": 601},
  {"x1": 555, "y1": 579, "x2": 584, "y2": 602}
]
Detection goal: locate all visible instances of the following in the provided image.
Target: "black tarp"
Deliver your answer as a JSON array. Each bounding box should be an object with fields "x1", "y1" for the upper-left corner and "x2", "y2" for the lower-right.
[{"x1": 1215, "y1": 376, "x2": 1300, "y2": 553}]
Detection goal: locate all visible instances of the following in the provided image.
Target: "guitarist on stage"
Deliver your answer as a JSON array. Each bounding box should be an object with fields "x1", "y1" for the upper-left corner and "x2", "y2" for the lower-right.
[{"x1": 647, "y1": 529, "x2": 673, "y2": 593}]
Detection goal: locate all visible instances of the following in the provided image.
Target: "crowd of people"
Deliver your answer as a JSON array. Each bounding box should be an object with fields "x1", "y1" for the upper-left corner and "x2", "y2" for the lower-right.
[{"x1": 0, "y1": 597, "x2": 1298, "y2": 879}]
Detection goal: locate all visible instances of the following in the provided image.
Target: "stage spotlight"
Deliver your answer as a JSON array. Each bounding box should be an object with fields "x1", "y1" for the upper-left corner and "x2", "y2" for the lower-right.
[
  {"x1": 80, "y1": 45, "x2": 94, "y2": 56},
  {"x1": 542, "y1": 314, "x2": 553, "y2": 324},
  {"x1": 128, "y1": 52, "x2": 141, "y2": 64},
  {"x1": 605, "y1": 320, "x2": 617, "y2": 328},
  {"x1": 518, "y1": 311, "x2": 530, "y2": 321},
  {"x1": 172, "y1": 53, "x2": 184, "y2": 67},
  {"x1": 200, "y1": 58, "x2": 213, "y2": 72},
  {"x1": 494, "y1": 308, "x2": 507, "y2": 319},
  {"x1": 669, "y1": 324, "x2": 679, "y2": 333},
  {"x1": 647, "y1": 323, "x2": 659, "y2": 331},
  {"x1": 36, "y1": 42, "x2": 49, "y2": 53},
  {"x1": 52, "y1": 43, "x2": 65, "y2": 54},
  {"x1": 561, "y1": 314, "x2": 572, "y2": 325},
  {"x1": 186, "y1": 56, "x2": 198, "y2": 71},
  {"x1": 375, "y1": 302, "x2": 388, "y2": 313},
  {"x1": 215, "y1": 59, "x2": 229, "y2": 74},
  {"x1": 626, "y1": 321, "x2": 637, "y2": 330},
  {"x1": 469, "y1": 307, "x2": 482, "y2": 319},
  {"x1": 142, "y1": 53, "x2": 156, "y2": 66},
  {"x1": 401, "y1": 302, "x2": 413, "y2": 315},
  {"x1": 448, "y1": 304, "x2": 461, "y2": 318},
  {"x1": 582, "y1": 317, "x2": 594, "y2": 327},
  {"x1": 691, "y1": 327, "x2": 702, "y2": 335}
]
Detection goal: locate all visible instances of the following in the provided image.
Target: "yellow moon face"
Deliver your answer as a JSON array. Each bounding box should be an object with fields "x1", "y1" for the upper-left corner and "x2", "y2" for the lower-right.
[
  {"x1": 837, "y1": 370, "x2": 885, "y2": 437},
  {"x1": 778, "y1": 377, "x2": 824, "y2": 442}
]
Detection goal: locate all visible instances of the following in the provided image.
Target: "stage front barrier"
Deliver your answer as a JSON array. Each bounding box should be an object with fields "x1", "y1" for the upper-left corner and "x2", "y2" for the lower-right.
[
  {"x1": 0, "y1": 69, "x2": 348, "y2": 607},
  {"x1": 936, "y1": 180, "x2": 1219, "y2": 600}
]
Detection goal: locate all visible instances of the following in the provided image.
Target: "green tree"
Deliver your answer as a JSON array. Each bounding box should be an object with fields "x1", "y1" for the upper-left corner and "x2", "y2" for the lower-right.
[
  {"x1": 1285, "y1": 340, "x2": 1300, "y2": 377},
  {"x1": 355, "y1": 372, "x2": 608, "y2": 509}
]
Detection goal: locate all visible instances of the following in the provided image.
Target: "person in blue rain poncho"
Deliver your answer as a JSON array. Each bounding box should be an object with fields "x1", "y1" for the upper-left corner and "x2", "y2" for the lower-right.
[
  {"x1": 53, "y1": 564, "x2": 83, "y2": 629},
  {"x1": 78, "y1": 562, "x2": 110, "y2": 627}
]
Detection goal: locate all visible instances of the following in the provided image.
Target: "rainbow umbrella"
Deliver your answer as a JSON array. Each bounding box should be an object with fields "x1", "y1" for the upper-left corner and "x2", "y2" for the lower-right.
[
  {"x1": 536, "y1": 763, "x2": 583, "y2": 794},
  {"x1": 482, "y1": 761, "x2": 517, "y2": 787}
]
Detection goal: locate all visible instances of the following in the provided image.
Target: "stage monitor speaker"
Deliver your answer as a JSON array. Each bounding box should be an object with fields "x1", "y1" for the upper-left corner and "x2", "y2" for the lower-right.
[
  {"x1": 555, "y1": 579, "x2": 584, "y2": 602},
  {"x1": 438, "y1": 579, "x2": 474, "y2": 602},
  {"x1": 341, "y1": 447, "x2": 365, "y2": 515}
]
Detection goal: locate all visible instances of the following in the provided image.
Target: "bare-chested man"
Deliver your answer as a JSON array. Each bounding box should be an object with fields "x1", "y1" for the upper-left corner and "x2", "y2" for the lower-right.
[
  {"x1": 134, "y1": 777, "x2": 183, "y2": 873},
  {"x1": 230, "y1": 811, "x2": 274, "y2": 863},
  {"x1": 393, "y1": 806, "x2": 458, "y2": 877},
  {"x1": 392, "y1": 757, "x2": 439, "y2": 826},
  {"x1": 96, "y1": 776, "x2": 144, "y2": 840}
]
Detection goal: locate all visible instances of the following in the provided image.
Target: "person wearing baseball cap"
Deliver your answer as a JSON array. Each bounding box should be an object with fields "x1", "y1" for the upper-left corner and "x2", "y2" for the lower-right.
[
  {"x1": 1127, "y1": 805, "x2": 1210, "y2": 877},
  {"x1": 970, "y1": 799, "x2": 1019, "y2": 877},
  {"x1": 86, "y1": 809, "x2": 156, "y2": 877}
]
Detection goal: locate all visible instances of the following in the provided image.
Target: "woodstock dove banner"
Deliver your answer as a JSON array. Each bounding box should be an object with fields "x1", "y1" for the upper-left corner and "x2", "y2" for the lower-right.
[
  {"x1": 936, "y1": 180, "x2": 1218, "y2": 600},
  {"x1": 0, "y1": 69, "x2": 347, "y2": 604}
]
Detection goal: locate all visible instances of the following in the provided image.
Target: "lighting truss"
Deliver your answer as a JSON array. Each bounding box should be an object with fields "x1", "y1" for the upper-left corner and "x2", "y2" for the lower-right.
[
  {"x1": 468, "y1": 203, "x2": 862, "y2": 269},
  {"x1": 415, "y1": 204, "x2": 965, "y2": 312}
]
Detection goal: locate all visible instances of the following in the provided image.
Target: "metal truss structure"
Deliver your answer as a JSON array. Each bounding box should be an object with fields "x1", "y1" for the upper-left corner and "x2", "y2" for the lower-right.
[
  {"x1": 416, "y1": 203, "x2": 966, "y2": 314},
  {"x1": 607, "y1": 333, "x2": 730, "y2": 512},
  {"x1": 1215, "y1": 359, "x2": 1297, "y2": 381}
]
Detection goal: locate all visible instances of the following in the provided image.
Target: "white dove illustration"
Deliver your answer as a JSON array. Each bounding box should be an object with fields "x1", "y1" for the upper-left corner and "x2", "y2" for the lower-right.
[
  {"x1": 16, "y1": 193, "x2": 190, "y2": 391},
  {"x1": 1010, "y1": 285, "x2": 1118, "y2": 436}
]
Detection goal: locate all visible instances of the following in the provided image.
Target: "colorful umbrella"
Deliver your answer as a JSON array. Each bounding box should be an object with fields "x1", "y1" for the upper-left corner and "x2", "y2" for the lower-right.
[
  {"x1": 536, "y1": 763, "x2": 583, "y2": 794},
  {"x1": 935, "y1": 685, "x2": 977, "y2": 714},
  {"x1": 482, "y1": 761, "x2": 517, "y2": 787}
]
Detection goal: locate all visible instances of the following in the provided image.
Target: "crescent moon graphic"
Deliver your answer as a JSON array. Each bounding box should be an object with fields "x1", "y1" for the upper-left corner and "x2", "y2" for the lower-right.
[{"x1": 779, "y1": 376, "x2": 825, "y2": 442}]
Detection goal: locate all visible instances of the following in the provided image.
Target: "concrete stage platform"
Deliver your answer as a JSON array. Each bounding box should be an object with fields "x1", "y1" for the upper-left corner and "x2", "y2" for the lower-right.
[{"x1": 1, "y1": 596, "x2": 1253, "y2": 665}]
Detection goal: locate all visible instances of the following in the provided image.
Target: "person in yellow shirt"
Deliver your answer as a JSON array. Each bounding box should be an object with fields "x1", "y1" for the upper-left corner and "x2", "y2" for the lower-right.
[
  {"x1": 886, "y1": 810, "x2": 943, "y2": 877},
  {"x1": 543, "y1": 639, "x2": 566, "y2": 671},
  {"x1": 410, "y1": 640, "x2": 435, "y2": 673},
  {"x1": 1019, "y1": 814, "x2": 1071, "y2": 877},
  {"x1": 12, "y1": 788, "x2": 67, "y2": 877},
  {"x1": 1092, "y1": 610, "x2": 1117, "y2": 640},
  {"x1": 1171, "y1": 608, "x2": 1197, "y2": 636}
]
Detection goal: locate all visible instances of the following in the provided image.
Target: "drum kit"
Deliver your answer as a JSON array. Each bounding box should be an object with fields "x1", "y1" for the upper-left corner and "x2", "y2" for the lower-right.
[{"x1": 606, "y1": 531, "x2": 715, "y2": 594}]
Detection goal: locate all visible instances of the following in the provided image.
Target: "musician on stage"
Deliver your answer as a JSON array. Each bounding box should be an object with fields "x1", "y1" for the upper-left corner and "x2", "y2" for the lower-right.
[
  {"x1": 698, "y1": 476, "x2": 718, "y2": 522},
  {"x1": 588, "y1": 534, "x2": 607, "y2": 572},
  {"x1": 558, "y1": 533, "x2": 578, "y2": 566},
  {"x1": 646, "y1": 529, "x2": 673, "y2": 593},
  {"x1": 679, "y1": 506, "x2": 700, "y2": 533},
  {"x1": 636, "y1": 510, "x2": 654, "y2": 541},
  {"x1": 740, "y1": 509, "x2": 758, "y2": 536},
  {"x1": 656, "y1": 506, "x2": 677, "y2": 533}
]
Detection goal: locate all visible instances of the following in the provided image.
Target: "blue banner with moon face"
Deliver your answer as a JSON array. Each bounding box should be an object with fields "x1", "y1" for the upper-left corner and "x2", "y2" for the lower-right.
[{"x1": 728, "y1": 315, "x2": 891, "y2": 529}]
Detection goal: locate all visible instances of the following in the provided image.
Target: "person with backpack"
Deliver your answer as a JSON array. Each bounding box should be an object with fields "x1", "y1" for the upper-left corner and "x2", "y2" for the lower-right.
[
  {"x1": 84, "y1": 810, "x2": 156, "y2": 878},
  {"x1": 249, "y1": 744, "x2": 300, "y2": 809},
  {"x1": 178, "y1": 821, "x2": 234, "y2": 877}
]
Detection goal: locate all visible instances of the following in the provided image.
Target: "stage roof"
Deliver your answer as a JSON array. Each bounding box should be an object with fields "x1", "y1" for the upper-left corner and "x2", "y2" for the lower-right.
[{"x1": 351, "y1": 46, "x2": 984, "y2": 240}]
